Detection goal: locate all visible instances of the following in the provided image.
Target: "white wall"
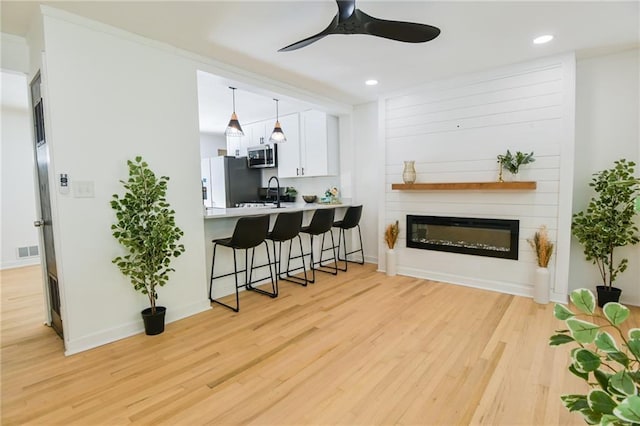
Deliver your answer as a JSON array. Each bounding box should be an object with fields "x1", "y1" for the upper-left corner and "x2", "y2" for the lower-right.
[
  {"x1": 199, "y1": 132, "x2": 226, "y2": 158},
  {"x1": 25, "y1": 5, "x2": 351, "y2": 354},
  {"x1": 379, "y1": 54, "x2": 576, "y2": 301},
  {"x1": 1, "y1": 33, "x2": 30, "y2": 73},
  {"x1": 40, "y1": 12, "x2": 209, "y2": 354},
  {"x1": 353, "y1": 102, "x2": 379, "y2": 263},
  {"x1": 0, "y1": 71, "x2": 40, "y2": 269},
  {"x1": 571, "y1": 48, "x2": 640, "y2": 306}
]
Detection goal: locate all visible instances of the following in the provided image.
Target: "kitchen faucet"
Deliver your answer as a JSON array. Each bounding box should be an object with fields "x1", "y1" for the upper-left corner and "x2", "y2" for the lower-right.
[{"x1": 267, "y1": 176, "x2": 281, "y2": 208}]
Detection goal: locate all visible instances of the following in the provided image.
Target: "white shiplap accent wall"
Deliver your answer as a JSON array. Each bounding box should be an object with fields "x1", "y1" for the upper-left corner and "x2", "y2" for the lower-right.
[{"x1": 381, "y1": 54, "x2": 576, "y2": 302}]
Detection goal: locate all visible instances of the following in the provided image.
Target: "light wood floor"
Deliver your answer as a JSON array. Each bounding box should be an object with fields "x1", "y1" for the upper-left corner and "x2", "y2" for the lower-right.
[{"x1": 2, "y1": 264, "x2": 638, "y2": 425}]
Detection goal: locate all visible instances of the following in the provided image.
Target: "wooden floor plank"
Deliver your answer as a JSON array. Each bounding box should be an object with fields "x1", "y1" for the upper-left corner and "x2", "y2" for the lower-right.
[{"x1": 2, "y1": 264, "x2": 639, "y2": 425}]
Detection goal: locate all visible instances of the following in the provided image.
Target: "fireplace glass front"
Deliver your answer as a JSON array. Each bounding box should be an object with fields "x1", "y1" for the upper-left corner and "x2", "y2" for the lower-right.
[{"x1": 406, "y1": 215, "x2": 519, "y2": 260}]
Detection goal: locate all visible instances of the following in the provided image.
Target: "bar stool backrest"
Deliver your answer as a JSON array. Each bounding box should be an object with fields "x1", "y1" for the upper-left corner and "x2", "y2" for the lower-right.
[
  {"x1": 270, "y1": 210, "x2": 303, "y2": 242},
  {"x1": 338, "y1": 205, "x2": 363, "y2": 229},
  {"x1": 229, "y1": 215, "x2": 270, "y2": 249},
  {"x1": 306, "y1": 208, "x2": 335, "y2": 235}
]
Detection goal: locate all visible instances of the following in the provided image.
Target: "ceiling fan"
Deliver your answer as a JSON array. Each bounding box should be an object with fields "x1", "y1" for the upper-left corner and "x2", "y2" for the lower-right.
[{"x1": 279, "y1": 0, "x2": 441, "y2": 52}]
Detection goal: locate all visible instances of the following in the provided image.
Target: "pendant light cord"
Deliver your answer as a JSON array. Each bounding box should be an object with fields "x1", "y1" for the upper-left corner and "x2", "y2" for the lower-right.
[{"x1": 231, "y1": 87, "x2": 237, "y2": 113}]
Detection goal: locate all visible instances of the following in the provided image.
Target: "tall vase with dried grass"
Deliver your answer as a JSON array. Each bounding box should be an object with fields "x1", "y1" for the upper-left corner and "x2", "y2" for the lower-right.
[
  {"x1": 527, "y1": 225, "x2": 554, "y2": 304},
  {"x1": 384, "y1": 221, "x2": 399, "y2": 276}
]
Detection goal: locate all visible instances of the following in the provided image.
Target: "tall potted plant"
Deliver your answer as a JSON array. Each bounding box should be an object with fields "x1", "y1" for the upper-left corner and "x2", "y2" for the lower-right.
[
  {"x1": 111, "y1": 156, "x2": 185, "y2": 335},
  {"x1": 572, "y1": 159, "x2": 639, "y2": 307}
]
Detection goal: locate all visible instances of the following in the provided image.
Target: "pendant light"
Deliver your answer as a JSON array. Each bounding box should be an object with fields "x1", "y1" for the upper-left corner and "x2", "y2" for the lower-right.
[
  {"x1": 225, "y1": 87, "x2": 244, "y2": 137},
  {"x1": 269, "y1": 98, "x2": 286, "y2": 143}
]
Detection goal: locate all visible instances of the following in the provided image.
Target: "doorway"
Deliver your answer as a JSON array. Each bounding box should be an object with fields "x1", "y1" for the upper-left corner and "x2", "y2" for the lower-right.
[{"x1": 30, "y1": 72, "x2": 63, "y2": 338}]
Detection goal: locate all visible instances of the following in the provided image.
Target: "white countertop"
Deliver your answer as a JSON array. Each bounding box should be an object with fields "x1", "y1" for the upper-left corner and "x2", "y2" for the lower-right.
[{"x1": 204, "y1": 202, "x2": 350, "y2": 219}]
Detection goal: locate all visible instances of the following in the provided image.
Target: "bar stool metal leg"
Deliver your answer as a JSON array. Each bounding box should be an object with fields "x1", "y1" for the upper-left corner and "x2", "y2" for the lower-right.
[
  {"x1": 209, "y1": 243, "x2": 241, "y2": 312},
  {"x1": 247, "y1": 241, "x2": 277, "y2": 297},
  {"x1": 209, "y1": 214, "x2": 275, "y2": 312},
  {"x1": 336, "y1": 224, "x2": 365, "y2": 272},
  {"x1": 275, "y1": 236, "x2": 308, "y2": 286},
  {"x1": 318, "y1": 229, "x2": 338, "y2": 275}
]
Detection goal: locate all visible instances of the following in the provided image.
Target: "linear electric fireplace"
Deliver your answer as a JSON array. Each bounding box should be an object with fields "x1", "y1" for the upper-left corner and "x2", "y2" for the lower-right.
[{"x1": 406, "y1": 215, "x2": 519, "y2": 260}]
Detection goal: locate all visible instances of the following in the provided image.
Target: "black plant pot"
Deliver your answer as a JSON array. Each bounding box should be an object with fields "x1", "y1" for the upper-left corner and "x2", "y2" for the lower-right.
[
  {"x1": 141, "y1": 306, "x2": 166, "y2": 335},
  {"x1": 596, "y1": 286, "x2": 622, "y2": 308}
]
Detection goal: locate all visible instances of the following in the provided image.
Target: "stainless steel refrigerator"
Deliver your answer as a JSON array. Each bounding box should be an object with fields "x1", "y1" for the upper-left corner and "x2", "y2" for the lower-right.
[{"x1": 210, "y1": 156, "x2": 261, "y2": 207}]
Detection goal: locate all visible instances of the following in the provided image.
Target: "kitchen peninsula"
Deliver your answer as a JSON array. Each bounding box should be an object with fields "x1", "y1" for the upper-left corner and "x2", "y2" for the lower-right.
[{"x1": 204, "y1": 202, "x2": 350, "y2": 302}]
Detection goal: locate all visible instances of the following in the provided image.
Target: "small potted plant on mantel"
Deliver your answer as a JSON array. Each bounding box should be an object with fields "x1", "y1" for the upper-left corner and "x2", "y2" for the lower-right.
[
  {"x1": 497, "y1": 150, "x2": 535, "y2": 181},
  {"x1": 111, "y1": 156, "x2": 185, "y2": 335},
  {"x1": 572, "y1": 159, "x2": 639, "y2": 307}
]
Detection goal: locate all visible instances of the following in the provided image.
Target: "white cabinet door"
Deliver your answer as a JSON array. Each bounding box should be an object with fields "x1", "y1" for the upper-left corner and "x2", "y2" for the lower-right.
[
  {"x1": 300, "y1": 110, "x2": 328, "y2": 177},
  {"x1": 276, "y1": 110, "x2": 338, "y2": 178},
  {"x1": 254, "y1": 121, "x2": 268, "y2": 145},
  {"x1": 226, "y1": 136, "x2": 241, "y2": 157},
  {"x1": 300, "y1": 110, "x2": 338, "y2": 177},
  {"x1": 276, "y1": 113, "x2": 301, "y2": 178}
]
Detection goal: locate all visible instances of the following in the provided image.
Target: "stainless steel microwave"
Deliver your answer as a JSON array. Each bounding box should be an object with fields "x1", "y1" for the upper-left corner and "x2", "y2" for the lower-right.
[{"x1": 247, "y1": 144, "x2": 277, "y2": 168}]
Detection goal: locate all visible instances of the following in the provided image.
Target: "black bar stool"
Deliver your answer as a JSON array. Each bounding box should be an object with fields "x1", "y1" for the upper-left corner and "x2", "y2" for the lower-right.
[
  {"x1": 299, "y1": 208, "x2": 338, "y2": 283},
  {"x1": 266, "y1": 210, "x2": 308, "y2": 286},
  {"x1": 332, "y1": 205, "x2": 365, "y2": 271},
  {"x1": 209, "y1": 215, "x2": 276, "y2": 312}
]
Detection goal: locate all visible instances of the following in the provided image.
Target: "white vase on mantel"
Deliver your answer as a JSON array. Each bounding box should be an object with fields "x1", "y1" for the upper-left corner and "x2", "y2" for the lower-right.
[
  {"x1": 503, "y1": 171, "x2": 520, "y2": 182},
  {"x1": 386, "y1": 249, "x2": 397, "y2": 276},
  {"x1": 402, "y1": 161, "x2": 416, "y2": 184},
  {"x1": 533, "y1": 267, "x2": 550, "y2": 304}
]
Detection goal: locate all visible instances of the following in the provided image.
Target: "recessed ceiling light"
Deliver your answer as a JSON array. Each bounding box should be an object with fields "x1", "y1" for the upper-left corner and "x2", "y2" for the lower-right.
[
  {"x1": 365, "y1": 79, "x2": 378, "y2": 86},
  {"x1": 533, "y1": 35, "x2": 554, "y2": 45}
]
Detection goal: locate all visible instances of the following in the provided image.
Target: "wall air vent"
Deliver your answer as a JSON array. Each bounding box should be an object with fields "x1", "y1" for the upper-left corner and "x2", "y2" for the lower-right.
[{"x1": 17, "y1": 245, "x2": 39, "y2": 258}]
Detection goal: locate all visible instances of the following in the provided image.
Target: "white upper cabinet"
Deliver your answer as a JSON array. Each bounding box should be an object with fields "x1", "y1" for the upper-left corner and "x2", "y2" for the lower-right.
[
  {"x1": 275, "y1": 113, "x2": 301, "y2": 178},
  {"x1": 226, "y1": 135, "x2": 242, "y2": 157},
  {"x1": 278, "y1": 110, "x2": 338, "y2": 178},
  {"x1": 226, "y1": 121, "x2": 264, "y2": 157}
]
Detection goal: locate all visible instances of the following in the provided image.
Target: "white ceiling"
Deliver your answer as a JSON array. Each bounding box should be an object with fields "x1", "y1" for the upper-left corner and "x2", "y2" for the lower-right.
[{"x1": 2, "y1": 1, "x2": 639, "y2": 135}]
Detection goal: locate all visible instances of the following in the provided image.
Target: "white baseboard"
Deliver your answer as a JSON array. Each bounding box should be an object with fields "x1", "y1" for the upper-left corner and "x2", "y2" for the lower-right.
[
  {"x1": 1, "y1": 258, "x2": 41, "y2": 270},
  {"x1": 364, "y1": 255, "x2": 378, "y2": 264},
  {"x1": 64, "y1": 300, "x2": 211, "y2": 356},
  {"x1": 376, "y1": 265, "x2": 568, "y2": 304}
]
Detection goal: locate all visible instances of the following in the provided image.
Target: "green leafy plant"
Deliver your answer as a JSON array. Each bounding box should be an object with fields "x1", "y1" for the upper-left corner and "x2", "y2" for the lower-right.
[
  {"x1": 550, "y1": 288, "x2": 640, "y2": 425},
  {"x1": 284, "y1": 186, "x2": 298, "y2": 197},
  {"x1": 111, "y1": 156, "x2": 185, "y2": 314},
  {"x1": 572, "y1": 159, "x2": 640, "y2": 288},
  {"x1": 497, "y1": 150, "x2": 535, "y2": 174}
]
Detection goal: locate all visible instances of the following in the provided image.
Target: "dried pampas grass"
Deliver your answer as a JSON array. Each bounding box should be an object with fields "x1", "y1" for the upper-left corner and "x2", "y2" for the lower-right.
[
  {"x1": 385, "y1": 221, "x2": 400, "y2": 249},
  {"x1": 528, "y1": 225, "x2": 554, "y2": 267}
]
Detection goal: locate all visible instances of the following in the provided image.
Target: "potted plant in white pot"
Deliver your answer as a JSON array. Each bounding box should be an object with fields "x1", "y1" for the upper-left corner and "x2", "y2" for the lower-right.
[
  {"x1": 527, "y1": 225, "x2": 554, "y2": 304},
  {"x1": 549, "y1": 288, "x2": 640, "y2": 425},
  {"x1": 572, "y1": 159, "x2": 640, "y2": 307},
  {"x1": 496, "y1": 150, "x2": 535, "y2": 181},
  {"x1": 111, "y1": 156, "x2": 185, "y2": 335}
]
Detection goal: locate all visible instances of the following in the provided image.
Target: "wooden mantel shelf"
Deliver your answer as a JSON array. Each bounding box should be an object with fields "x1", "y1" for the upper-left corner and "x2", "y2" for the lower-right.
[{"x1": 391, "y1": 181, "x2": 537, "y2": 191}]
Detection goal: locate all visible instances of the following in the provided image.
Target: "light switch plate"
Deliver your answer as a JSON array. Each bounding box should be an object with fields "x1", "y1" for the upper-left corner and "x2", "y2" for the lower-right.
[{"x1": 73, "y1": 181, "x2": 95, "y2": 198}]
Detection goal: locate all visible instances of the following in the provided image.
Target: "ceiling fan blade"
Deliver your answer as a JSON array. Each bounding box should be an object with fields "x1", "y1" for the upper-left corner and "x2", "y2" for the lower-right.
[
  {"x1": 359, "y1": 11, "x2": 441, "y2": 43},
  {"x1": 336, "y1": 0, "x2": 356, "y2": 21},
  {"x1": 278, "y1": 15, "x2": 339, "y2": 52}
]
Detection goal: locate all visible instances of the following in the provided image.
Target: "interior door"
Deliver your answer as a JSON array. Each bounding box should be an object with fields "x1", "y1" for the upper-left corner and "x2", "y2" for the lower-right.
[{"x1": 30, "y1": 72, "x2": 63, "y2": 338}]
